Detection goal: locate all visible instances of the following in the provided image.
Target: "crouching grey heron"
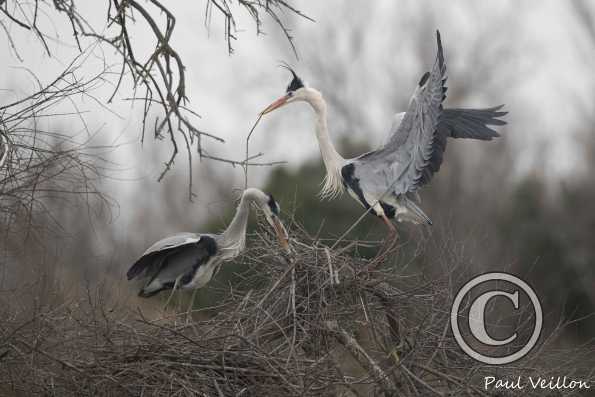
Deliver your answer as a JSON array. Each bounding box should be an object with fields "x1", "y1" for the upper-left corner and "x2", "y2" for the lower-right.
[
  {"x1": 126, "y1": 188, "x2": 289, "y2": 310},
  {"x1": 260, "y1": 30, "x2": 507, "y2": 236}
]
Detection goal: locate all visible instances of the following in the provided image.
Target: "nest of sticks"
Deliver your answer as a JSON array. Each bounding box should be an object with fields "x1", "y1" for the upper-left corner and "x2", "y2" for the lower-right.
[{"x1": 1, "y1": 222, "x2": 593, "y2": 396}]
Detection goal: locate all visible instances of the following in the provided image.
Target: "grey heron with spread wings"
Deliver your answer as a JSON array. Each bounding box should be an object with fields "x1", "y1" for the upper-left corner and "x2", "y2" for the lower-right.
[
  {"x1": 261, "y1": 31, "x2": 507, "y2": 235},
  {"x1": 126, "y1": 188, "x2": 288, "y2": 309}
]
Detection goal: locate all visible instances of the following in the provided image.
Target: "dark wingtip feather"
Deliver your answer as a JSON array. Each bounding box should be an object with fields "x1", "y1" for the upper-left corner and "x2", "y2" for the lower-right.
[
  {"x1": 434, "y1": 30, "x2": 447, "y2": 101},
  {"x1": 488, "y1": 105, "x2": 508, "y2": 124},
  {"x1": 436, "y1": 30, "x2": 444, "y2": 67},
  {"x1": 418, "y1": 72, "x2": 430, "y2": 87},
  {"x1": 441, "y1": 107, "x2": 507, "y2": 140},
  {"x1": 126, "y1": 267, "x2": 138, "y2": 281},
  {"x1": 126, "y1": 259, "x2": 145, "y2": 280}
]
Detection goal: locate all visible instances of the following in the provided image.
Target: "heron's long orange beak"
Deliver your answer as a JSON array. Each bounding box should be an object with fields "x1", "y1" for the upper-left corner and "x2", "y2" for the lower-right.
[
  {"x1": 272, "y1": 217, "x2": 289, "y2": 250},
  {"x1": 261, "y1": 94, "x2": 290, "y2": 115}
]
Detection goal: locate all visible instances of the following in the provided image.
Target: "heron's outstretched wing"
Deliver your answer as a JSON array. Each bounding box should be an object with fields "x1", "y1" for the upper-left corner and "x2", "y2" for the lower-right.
[
  {"x1": 440, "y1": 106, "x2": 507, "y2": 140},
  {"x1": 126, "y1": 233, "x2": 202, "y2": 280},
  {"x1": 354, "y1": 30, "x2": 446, "y2": 198}
]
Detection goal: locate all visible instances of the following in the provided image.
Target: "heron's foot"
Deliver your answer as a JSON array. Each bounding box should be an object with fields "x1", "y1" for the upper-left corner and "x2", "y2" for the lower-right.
[{"x1": 388, "y1": 347, "x2": 400, "y2": 364}]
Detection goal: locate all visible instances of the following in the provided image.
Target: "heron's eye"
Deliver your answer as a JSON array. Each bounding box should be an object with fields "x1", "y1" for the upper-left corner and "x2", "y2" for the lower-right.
[{"x1": 287, "y1": 91, "x2": 294, "y2": 97}]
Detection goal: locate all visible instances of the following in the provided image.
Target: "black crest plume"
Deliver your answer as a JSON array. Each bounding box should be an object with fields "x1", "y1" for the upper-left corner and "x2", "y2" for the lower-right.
[
  {"x1": 280, "y1": 63, "x2": 304, "y2": 93},
  {"x1": 266, "y1": 193, "x2": 280, "y2": 215}
]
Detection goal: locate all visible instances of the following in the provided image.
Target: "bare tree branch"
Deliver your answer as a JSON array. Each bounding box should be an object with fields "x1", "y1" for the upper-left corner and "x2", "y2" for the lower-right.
[
  {"x1": 0, "y1": 0, "x2": 311, "y2": 196},
  {"x1": 0, "y1": 54, "x2": 114, "y2": 237}
]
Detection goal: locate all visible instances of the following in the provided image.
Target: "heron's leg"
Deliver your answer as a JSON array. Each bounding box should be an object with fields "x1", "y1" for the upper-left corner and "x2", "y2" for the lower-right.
[
  {"x1": 177, "y1": 287, "x2": 184, "y2": 313},
  {"x1": 186, "y1": 288, "x2": 199, "y2": 320},
  {"x1": 381, "y1": 214, "x2": 399, "y2": 239},
  {"x1": 163, "y1": 277, "x2": 181, "y2": 312},
  {"x1": 379, "y1": 214, "x2": 400, "y2": 256}
]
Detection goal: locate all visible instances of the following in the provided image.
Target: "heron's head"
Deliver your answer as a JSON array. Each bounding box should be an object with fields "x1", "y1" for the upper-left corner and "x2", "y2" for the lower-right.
[
  {"x1": 260, "y1": 66, "x2": 319, "y2": 115},
  {"x1": 248, "y1": 189, "x2": 289, "y2": 250}
]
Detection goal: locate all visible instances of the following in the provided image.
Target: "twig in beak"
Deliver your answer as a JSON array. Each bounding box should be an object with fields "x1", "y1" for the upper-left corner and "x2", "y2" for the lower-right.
[{"x1": 244, "y1": 113, "x2": 263, "y2": 189}]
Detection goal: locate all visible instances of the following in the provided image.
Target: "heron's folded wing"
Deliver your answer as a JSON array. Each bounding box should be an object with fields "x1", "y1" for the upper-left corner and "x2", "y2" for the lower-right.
[
  {"x1": 358, "y1": 30, "x2": 447, "y2": 197},
  {"x1": 126, "y1": 233, "x2": 201, "y2": 280},
  {"x1": 151, "y1": 236, "x2": 218, "y2": 286}
]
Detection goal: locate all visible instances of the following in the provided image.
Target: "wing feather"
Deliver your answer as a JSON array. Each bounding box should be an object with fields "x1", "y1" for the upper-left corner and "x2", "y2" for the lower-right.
[
  {"x1": 126, "y1": 233, "x2": 201, "y2": 280},
  {"x1": 439, "y1": 106, "x2": 507, "y2": 140},
  {"x1": 354, "y1": 30, "x2": 446, "y2": 198},
  {"x1": 150, "y1": 236, "x2": 217, "y2": 286}
]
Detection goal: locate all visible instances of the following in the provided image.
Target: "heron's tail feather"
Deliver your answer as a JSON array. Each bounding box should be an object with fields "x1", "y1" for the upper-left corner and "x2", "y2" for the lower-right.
[
  {"x1": 138, "y1": 287, "x2": 162, "y2": 298},
  {"x1": 402, "y1": 197, "x2": 433, "y2": 225},
  {"x1": 138, "y1": 280, "x2": 173, "y2": 298},
  {"x1": 440, "y1": 106, "x2": 507, "y2": 141}
]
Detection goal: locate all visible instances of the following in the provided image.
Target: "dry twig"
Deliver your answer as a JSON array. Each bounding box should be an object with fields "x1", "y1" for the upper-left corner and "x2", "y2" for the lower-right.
[{"x1": 1, "y1": 222, "x2": 593, "y2": 396}]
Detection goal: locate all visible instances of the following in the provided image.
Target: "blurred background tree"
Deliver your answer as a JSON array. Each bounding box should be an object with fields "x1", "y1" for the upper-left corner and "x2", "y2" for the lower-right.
[{"x1": 1, "y1": 0, "x2": 594, "y2": 349}]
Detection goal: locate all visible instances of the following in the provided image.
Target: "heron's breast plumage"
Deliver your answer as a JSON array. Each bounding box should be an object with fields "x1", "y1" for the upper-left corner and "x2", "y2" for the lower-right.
[
  {"x1": 341, "y1": 162, "x2": 401, "y2": 219},
  {"x1": 182, "y1": 257, "x2": 219, "y2": 289},
  {"x1": 175, "y1": 236, "x2": 217, "y2": 288}
]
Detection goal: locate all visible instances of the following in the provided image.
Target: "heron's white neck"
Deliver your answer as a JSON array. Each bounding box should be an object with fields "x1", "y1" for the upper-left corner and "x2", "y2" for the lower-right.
[
  {"x1": 306, "y1": 89, "x2": 345, "y2": 199},
  {"x1": 220, "y1": 191, "x2": 255, "y2": 256}
]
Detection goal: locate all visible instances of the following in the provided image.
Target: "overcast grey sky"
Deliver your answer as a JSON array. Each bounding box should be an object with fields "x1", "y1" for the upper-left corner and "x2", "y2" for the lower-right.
[{"x1": 1, "y1": 0, "x2": 593, "y2": 241}]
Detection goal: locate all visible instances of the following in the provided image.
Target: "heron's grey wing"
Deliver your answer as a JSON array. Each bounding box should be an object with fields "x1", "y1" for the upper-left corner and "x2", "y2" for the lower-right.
[
  {"x1": 355, "y1": 30, "x2": 447, "y2": 198},
  {"x1": 440, "y1": 106, "x2": 507, "y2": 140},
  {"x1": 380, "y1": 112, "x2": 405, "y2": 147},
  {"x1": 382, "y1": 107, "x2": 506, "y2": 181},
  {"x1": 141, "y1": 232, "x2": 201, "y2": 256},
  {"x1": 126, "y1": 233, "x2": 200, "y2": 280},
  {"x1": 146, "y1": 235, "x2": 218, "y2": 287}
]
